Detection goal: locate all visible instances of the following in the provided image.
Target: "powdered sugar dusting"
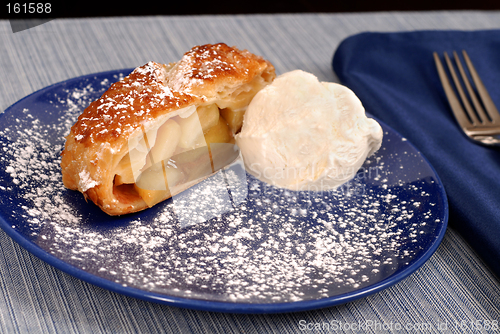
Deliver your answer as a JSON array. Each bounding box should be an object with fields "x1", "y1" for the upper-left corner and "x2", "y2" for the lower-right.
[
  {"x1": 167, "y1": 44, "x2": 254, "y2": 94},
  {"x1": 71, "y1": 44, "x2": 267, "y2": 146},
  {"x1": 72, "y1": 62, "x2": 192, "y2": 144},
  {"x1": 0, "y1": 82, "x2": 104, "y2": 227},
  {"x1": 170, "y1": 47, "x2": 237, "y2": 92},
  {"x1": 0, "y1": 72, "x2": 446, "y2": 305},
  {"x1": 78, "y1": 169, "x2": 99, "y2": 192}
]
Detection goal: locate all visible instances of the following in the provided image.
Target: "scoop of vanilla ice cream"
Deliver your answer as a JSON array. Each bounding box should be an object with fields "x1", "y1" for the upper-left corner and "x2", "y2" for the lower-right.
[{"x1": 236, "y1": 70, "x2": 383, "y2": 191}]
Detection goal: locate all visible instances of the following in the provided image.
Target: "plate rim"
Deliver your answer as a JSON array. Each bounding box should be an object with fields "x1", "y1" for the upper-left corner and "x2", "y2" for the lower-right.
[{"x1": 0, "y1": 68, "x2": 449, "y2": 314}]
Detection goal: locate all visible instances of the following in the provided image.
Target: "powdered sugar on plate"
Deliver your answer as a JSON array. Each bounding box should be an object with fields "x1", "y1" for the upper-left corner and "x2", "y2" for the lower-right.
[{"x1": 0, "y1": 70, "x2": 446, "y2": 306}]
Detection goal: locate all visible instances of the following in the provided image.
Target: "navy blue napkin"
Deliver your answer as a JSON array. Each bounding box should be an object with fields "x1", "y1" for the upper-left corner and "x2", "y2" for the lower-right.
[{"x1": 333, "y1": 30, "x2": 500, "y2": 278}]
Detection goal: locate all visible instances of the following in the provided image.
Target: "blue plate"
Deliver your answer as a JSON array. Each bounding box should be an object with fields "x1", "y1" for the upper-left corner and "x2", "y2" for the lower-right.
[{"x1": 0, "y1": 69, "x2": 448, "y2": 314}]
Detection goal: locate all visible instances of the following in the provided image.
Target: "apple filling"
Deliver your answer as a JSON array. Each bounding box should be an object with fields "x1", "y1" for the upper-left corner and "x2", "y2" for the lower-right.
[
  {"x1": 216, "y1": 73, "x2": 273, "y2": 133},
  {"x1": 112, "y1": 74, "x2": 272, "y2": 208},
  {"x1": 113, "y1": 103, "x2": 238, "y2": 207}
]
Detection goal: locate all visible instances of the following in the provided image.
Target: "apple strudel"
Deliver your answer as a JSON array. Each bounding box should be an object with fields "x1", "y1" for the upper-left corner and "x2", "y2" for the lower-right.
[{"x1": 61, "y1": 43, "x2": 275, "y2": 215}]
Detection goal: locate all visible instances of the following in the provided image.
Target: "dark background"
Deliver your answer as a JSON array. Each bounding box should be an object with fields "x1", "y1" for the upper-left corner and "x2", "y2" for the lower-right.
[
  {"x1": 79, "y1": 1, "x2": 500, "y2": 16},
  {"x1": 1, "y1": 0, "x2": 500, "y2": 19}
]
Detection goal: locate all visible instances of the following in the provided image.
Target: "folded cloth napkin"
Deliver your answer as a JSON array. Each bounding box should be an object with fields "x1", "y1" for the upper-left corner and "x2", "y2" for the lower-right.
[{"x1": 333, "y1": 30, "x2": 500, "y2": 278}]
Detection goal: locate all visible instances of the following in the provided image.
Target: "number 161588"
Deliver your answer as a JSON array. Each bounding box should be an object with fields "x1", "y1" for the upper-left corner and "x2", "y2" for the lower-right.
[{"x1": 6, "y1": 3, "x2": 52, "y2": 14}]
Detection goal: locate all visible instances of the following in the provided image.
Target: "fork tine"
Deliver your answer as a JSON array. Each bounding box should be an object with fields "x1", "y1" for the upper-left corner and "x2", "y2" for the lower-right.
[
  {"x1": 443, "y1": 52, "x2": 480, "y2": 125},
  {"x1": 462, "y1": 50, "x2": 500, "y2": 124},
  {"x1": 433, "y1": 52, "x2": 473, "y2": 128},
  {"x1": 453, "y1": 51, "x2": 489, "y2": 124}
]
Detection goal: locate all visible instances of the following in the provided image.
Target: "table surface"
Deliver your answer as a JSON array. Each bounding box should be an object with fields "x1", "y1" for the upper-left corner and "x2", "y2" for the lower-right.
[{"x1": 1, "y1": 11, "x2": 500, "y2": 334}]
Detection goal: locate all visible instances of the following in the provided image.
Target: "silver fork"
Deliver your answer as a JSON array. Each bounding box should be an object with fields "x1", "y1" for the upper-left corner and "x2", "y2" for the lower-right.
[{"x1": 433, "y1": 50, "x2": 500, "y2": 146}]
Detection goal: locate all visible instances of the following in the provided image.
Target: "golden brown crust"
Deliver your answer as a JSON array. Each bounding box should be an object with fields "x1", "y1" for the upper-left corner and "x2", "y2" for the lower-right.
[
  {"x1": 60, "y1": 43, "x2": 275, "y2": 216},
  {"x1": 70, "y1": 62, "x2": 201, "y2": 147},
  {"x1": 167, "y1": 43, "x2": 275, "y2": 98}
]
